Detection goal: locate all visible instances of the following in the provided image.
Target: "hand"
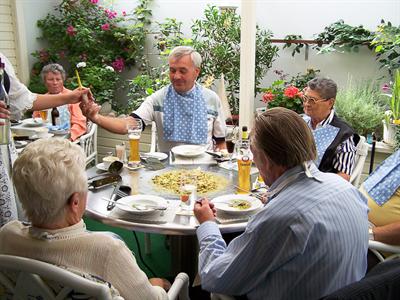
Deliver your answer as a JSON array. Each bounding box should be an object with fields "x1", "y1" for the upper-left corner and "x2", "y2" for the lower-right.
[
  {"x1": 80, "y1": 99, "x2": 101, "y2": 123},
  {"x1": 149, "y1": 278, "x2": 172, "y2": 291},
  {"x1": 68, "y1": 87, "x2": 90, "y2": 104},
  {"x1": 194, "y1": 198, "x2": 216, "y2": 224},
  {"x1": 0, "y1": 100, "x2": 10, "y2": 125}
]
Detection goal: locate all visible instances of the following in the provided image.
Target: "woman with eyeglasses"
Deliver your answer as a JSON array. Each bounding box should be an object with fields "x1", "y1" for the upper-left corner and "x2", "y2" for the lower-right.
[{"x1": 302, "y1": 77, "x2": 360, "y2": 181}]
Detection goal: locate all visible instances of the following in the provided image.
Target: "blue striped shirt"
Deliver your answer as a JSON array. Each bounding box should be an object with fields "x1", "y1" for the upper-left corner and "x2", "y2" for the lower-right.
[{"x1": 196, "y1": 163, "x2": 369, "y2": 300}]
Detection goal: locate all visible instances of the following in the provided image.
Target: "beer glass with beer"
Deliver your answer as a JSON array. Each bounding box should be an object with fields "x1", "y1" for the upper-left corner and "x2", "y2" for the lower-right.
[
  {"x1": 39, "y1": 110, "x2": 49, "y2": 122},
  {"x1": 127, "y1": 119, "x2": 142, "y2": 163}
]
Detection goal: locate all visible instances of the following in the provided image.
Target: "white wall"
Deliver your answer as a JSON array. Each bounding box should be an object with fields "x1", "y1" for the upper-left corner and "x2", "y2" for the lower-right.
[{"x1": 17, "y1": 0, "x2": 400, "y2": 102}]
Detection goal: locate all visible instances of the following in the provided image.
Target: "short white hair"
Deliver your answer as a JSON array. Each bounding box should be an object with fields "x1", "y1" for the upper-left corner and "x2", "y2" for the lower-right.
[
  {"x1": 12, "y1": 138, "x2": 87, "y2": 225},
  {"x1": 169, "y1": 46, "x2": 202, "y2": 69}
]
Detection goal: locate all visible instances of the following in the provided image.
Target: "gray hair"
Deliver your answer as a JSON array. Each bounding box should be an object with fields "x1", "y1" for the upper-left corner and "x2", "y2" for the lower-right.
[
  {"x1": 253, "y1": 107, "x2": 317, "y2": 169},
  {"x1": 40, "y1": 63, "x2": 66, "y2": 82},
  {"x1": 307, "y1": 77, "x2": 337, "y2": 100},
  {"x1": 169, "y1": 46, "x2": 202, "y2": 68},
  {"x1": 12, "y1": 138, "x2": 87, "y2": 226}
]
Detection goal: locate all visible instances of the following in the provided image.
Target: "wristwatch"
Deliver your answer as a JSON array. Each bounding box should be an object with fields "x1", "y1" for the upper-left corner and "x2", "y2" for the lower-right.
[{"x1": 368, "y1": 227, "x2": 375, "y2": 241}]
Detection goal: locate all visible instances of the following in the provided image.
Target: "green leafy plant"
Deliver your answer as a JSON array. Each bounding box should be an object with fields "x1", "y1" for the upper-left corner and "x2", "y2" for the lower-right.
[
  {"x1": 371, "y1": 20, "x2": 400, "y2": 74},
  {"x1": 314, "y1": 20, "x2": 374, "y2": 53},
  {"x1": 28, "y1": 0, "x2": 152, "y2": 109},
  {"x1": 191, "y1": 5, "x2": 279, "y2": 114},
  {"x1": 283, "y1": 34, "x2": 306, "y2": 57},
  {"x1": 335, "y1": 79, "x2": 385, "y2": 137},
  {"x1": 382, "y1": 69, "x2": 400, "y2": 124}
]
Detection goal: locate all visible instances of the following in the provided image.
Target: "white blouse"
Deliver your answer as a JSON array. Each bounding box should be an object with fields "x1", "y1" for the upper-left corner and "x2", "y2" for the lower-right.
[{"x1": 0, "y1": 52, "x2": 37, "y2": 119}]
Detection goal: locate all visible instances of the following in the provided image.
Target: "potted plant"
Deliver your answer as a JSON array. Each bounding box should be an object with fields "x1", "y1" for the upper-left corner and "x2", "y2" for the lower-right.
[
  {"x1": 260, "y1": 69, "x2": 319, "y2": 114},
  {"x1": 335, "y1": 78, "x2": 385, "y2": 138},
  {"x1": 382, "y1": 69, "x2": 400, "y2": 145}
]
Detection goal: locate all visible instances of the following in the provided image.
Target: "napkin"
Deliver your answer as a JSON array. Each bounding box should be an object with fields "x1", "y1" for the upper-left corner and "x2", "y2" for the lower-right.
[{"x1": 47, "y1": 123, "x2": 69, "y2": 131}]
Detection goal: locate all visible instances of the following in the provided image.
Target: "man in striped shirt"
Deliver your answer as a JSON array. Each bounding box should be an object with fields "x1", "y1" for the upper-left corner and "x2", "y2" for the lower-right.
[
  {"x1": 302, "y1": 77, "x2": 359, "y2": 181},
  {"x1": 194, "y1": 108, "x2": 368, "y2": 299}
]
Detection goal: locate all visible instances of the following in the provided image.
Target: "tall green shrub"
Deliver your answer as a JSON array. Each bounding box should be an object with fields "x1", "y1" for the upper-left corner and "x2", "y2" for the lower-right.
[{"x1": 335, "y1": 79, "x2": 385, "y2": 137}]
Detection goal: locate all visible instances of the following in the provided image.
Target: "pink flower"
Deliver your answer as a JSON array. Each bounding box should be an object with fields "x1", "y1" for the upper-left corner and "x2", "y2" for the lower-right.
[
  {"x1": 112, "y1": 58, "x2": 125, "y2": 72},
  {"x1": 89, "y1": 0, "x2": 98, "y2": 3},
  {"x1": 382, "y1": 83, "x2": 391, "y2": 93},
  {"x1": 66, "y1": 25, "x2": 76, "y2": 36},
  {"x1": 122, "y1": 11, "x2": 127, "y2": 16},
  {"x1": 101, "y1": 23, "x2": 110, "y2": 31},
  {"x1": 284, "y1": 86, "x2": 299, "y2": 98},
  {"x1": 262, "y1": 92, "x2": 275, "y2": 103},
  {"x1": 105, "y1": 9, "x2": 117, "y2": 19}
]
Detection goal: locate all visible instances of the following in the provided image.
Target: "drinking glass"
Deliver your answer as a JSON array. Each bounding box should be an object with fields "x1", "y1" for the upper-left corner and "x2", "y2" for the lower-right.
[
  {"x1": 115, "y1": 143, "x2": 126, "y2": 162},
  {"x1": 179, "y1": 173, "x2": 197, "y2": 210},
  {"x1": 127, "y1": 119, "x2": 142, "y2": 163},
  {"x1": 39, "y1": 110, "x2": 48, "y2": 122}
]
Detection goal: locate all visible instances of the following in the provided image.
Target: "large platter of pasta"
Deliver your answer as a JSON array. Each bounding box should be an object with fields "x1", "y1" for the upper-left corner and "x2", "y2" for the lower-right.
[{"x1": 151, "y1": 169, "x2": 229, "y2": 195}]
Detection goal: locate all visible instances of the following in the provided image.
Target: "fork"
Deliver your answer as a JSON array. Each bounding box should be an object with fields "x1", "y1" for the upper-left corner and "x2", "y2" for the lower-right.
[{"x1": 116, "y1": 190, "x2": 129, "y2": 198}]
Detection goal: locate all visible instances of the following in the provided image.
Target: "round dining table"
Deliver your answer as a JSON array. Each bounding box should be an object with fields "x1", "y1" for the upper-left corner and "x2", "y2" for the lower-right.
[
  {"x1": 85, "y1": 161, "x2": 254, "y2": 236},
  {"x1": 85, "y1": 159, "x2": 260, "y2": 279}
]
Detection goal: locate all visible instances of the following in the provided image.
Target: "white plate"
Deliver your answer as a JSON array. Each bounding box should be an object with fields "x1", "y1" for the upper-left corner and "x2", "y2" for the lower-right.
[
  {"x1": 171, "y1": 145, "x2": 206, "y2": 158},
  {"x1": 96, "y1": 163, "x2": 109, "y2": 171},
  {"x1": 211, "y1": 194, "x2": 262, "y2": 215},
  {"x1": 116, "y1": 195, "x2": 167, "y2": 215},
  {"x1": 21, "y1": 118, "x2": 45, "y2": 127},
  {"x1": 141, "y1": 152, "x2": 168, "y2": 161}
]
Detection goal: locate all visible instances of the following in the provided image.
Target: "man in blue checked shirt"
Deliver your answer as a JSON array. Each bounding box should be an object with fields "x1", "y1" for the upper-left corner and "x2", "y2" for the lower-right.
[{"x1": 194, "y1": 108, "x2": 369, "y2": 300}]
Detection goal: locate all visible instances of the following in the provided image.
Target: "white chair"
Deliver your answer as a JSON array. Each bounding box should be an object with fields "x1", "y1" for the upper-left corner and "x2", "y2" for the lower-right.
[
  {"x1": 0, "y1": 254, "x2": 118, "y2": 299},
  {"x1": 369, "y1": 240, "x2": 400, "y2": 262},
  {"x1": 350, "y1": 135, "x2": 369, "y2": 188},
  {"x1": 78, "y1": 122, "x2": 98, "y2": 168},
  {"x1": 0, "y1": 254, "x2": 190, "y2": 300}
]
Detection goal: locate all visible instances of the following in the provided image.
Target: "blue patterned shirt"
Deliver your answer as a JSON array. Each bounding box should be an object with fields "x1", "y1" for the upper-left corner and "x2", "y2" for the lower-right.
[{"x1": 196, "y1": 163, "x2": 369, "y2": 300}]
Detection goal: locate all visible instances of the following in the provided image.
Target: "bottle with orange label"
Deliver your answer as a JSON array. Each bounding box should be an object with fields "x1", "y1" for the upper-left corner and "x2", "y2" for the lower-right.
[{"x1": 237, "y1": 126, "x2": 252, "y2": 193}]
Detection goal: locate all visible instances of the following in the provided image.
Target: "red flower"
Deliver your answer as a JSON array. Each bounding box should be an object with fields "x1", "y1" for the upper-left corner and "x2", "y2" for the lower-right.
[
  {"x1": 112, "y1": 58, "x2": 125, "y2": 72},
  {"x1": 284, "y1": 86, "x2": 299, "y2": 98},
  {"x1": 66, "y1": 25, "x2": 76, "y2": 36},
  {"x1": 101, "y1": 23, "x2": 110, "y2": 31},
  {"x1": 262, "y1": 92, "x2": 275, "y2": 103}
]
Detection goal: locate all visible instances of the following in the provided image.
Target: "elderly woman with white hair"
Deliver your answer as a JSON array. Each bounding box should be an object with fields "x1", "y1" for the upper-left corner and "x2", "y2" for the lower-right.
[{"x1": 0, "y1": 138, "x2": 169, "y2": 300}]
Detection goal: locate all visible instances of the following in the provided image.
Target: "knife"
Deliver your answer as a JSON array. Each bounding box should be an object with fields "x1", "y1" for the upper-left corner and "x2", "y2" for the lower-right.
[{"x1": 107, "y1": 181, "x2": 122, "y2": 210}]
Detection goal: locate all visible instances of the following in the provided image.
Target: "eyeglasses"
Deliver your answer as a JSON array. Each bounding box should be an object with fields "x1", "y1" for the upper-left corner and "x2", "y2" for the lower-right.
[{"x1": 301, "y1": 94, "x2": 328, "y2": 105}]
